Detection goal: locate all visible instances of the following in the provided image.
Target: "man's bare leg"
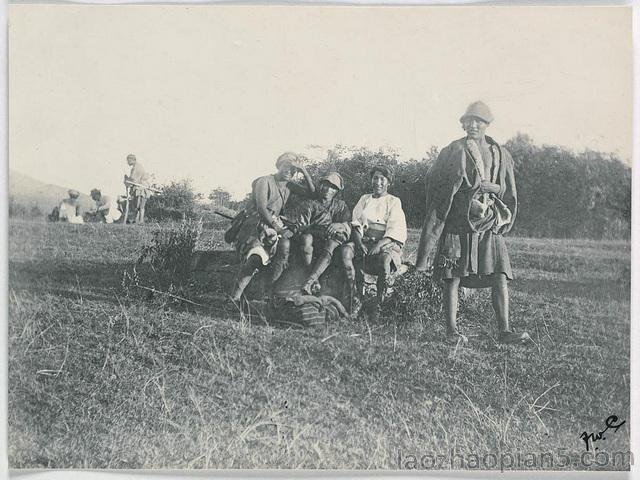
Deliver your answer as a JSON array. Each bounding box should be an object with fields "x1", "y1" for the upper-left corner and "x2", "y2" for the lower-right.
[
  {"x1": 340, "y1": 245, "x2": 359, "y2": 314},
  {"x1": 492, "y1": 273, "x2": 530, "y2": 344},
  {"x1": 491, "y1": 273, "x2": 510, "y2": 332},
  {"x1": 136, "y1": 197, "x2": 147, "y2": 224},
  {"x1": 444, "y1": 277, "x2": 460, "y2": 334},
  {"x1": 376, "y1": 253, "x2": 393, "y2": 304},
  {"x1": 300, "y1": 233, "x2": 314, "y2": 268},
  {"x1": 302, "y1": 239, "x2": 340, "y2": 294}
]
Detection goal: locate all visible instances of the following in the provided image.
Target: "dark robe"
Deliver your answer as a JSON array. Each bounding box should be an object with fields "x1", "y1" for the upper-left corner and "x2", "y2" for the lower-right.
[{"x1": 415, "y1": 136, "x2": 517, "y2": 282}]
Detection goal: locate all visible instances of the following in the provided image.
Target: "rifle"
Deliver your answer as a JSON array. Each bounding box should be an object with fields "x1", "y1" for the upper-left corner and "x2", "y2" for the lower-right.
[
  {"x1": 213, "y1": 208, "x2": 298, "y2": 238},
  {"x1": 212, "y1": 206, "x2": 240, "y2": 220},
  {"x1": 124, "y1": 180, "x2": 163, "y2": 194}
]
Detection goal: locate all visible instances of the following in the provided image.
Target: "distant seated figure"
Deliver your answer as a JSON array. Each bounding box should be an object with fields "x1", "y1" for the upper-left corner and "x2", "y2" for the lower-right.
[
  {"x1": 57, "y1": 189, "x2": 84, "y2": 224},
  {"x1": 90, "y1": 188, "x2": 122, "y2": 224}
]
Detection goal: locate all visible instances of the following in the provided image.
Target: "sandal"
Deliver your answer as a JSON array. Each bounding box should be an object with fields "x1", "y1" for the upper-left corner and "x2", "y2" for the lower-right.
[
  {"x1": 301, "y1": 279, "x2": 314, "y2": 295},
  {"x1": 499, "y1": 330, "x2": 532, "y2": 345},
  {"x1": 301, "y1": 279, "x2": 321, "y2": 296},
  {"x1": 446, "y1": 330, "x2": 468, "y2": 345}
]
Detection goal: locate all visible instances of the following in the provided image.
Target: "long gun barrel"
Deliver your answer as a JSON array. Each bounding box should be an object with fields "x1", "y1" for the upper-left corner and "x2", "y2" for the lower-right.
[
  {"x1": 124, "y1": 180, "x2": 162, "y2": 194},
  {"x1": 213, "y1": 210, "x2": 234, "y2": 220},
  {"x1": 212, "y1": 206, "x2": 240, "y2": 220}
]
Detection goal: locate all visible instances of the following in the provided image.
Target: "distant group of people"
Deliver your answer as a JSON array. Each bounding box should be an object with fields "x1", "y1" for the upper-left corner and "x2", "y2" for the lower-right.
[
  {"x1": 49, "y1": 154, "x2": 152, "y2": 225},
  {"x1": 228, "y1": 101, "x2": 531, "y2": 345}
]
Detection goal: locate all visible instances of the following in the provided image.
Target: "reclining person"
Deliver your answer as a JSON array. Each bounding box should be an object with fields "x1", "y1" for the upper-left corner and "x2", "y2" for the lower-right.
[{"x1": 296, "y1": 173, "x2": 352, "y2": 295}]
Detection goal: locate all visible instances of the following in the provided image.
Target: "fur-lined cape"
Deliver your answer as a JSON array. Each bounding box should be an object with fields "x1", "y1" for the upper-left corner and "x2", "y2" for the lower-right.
[{"x1": 415, "y1": 136, "x2": 517, "y2": 271}]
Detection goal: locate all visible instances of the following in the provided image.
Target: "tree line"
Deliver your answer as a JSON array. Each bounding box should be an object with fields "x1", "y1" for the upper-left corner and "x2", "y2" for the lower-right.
[
  {"x1": 202, "y1": 135, "x2": 630, "y2": 240},
  {"x1": 13, "y1": 134, "x2": 630, "y2": 240}
]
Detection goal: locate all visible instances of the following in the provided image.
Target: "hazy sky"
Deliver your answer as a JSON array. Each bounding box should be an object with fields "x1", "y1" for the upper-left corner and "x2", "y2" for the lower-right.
[{"x1": 9, "y1": 5, "x2": 632, "y2": 200}]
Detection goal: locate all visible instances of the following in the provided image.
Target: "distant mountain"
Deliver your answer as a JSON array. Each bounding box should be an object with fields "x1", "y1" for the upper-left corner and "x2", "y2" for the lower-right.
[{"x1": 9, "y1": 170, "x2": 94, "y2": 213}]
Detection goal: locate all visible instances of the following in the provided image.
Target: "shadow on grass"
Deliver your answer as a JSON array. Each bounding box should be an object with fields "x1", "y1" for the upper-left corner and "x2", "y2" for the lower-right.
[
  {"x1": 9, "y1": 259, "x2": 130, "y2": 301},
  {"x1": 514, "y1": 277, "x2": 629, "y2": 302}
]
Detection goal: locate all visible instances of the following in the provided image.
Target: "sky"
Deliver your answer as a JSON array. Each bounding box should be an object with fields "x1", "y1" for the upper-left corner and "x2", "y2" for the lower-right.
[{"x1": 9, "y1": 5, "x2": 632, "y2": 200}]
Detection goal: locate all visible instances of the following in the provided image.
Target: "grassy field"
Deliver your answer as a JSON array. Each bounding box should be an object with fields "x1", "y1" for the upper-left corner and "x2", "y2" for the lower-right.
[{"x1": 8, "y1": 220, "x2": 631, "y2": 470}]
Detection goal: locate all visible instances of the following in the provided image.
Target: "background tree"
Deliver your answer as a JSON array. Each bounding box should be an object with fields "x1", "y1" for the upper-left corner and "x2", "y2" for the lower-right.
[
  {"x1": 145, "y1": 179, "x2": 201, "y2": 221},
  {"x1": 506, "y1": 134, "x2": 631, "y2": 239},
  {"x1": 209, "y1": 187, "x2": 231, "y2": 208},
  {"x1": 298, "y1": 138, "x2": 630, "y2": 240}
]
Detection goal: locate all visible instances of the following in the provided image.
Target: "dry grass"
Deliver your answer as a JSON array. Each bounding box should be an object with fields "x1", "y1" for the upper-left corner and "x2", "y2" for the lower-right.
[{"x1": 8, "y1": 220, "x2": 630, "y2": 470}]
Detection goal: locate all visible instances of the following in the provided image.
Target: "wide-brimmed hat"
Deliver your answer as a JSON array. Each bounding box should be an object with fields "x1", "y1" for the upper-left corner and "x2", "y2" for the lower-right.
[
  {"x1": 275, "y1": 152, "x2": 298, "y2": 170},
  {"x1": 68, "y1": 189, "x2": 80, "y2": 198},
  {"x1": 320, "y1": 172, "x2": 344, "y2": 191},
  {"x1": 460, "y1": 101, "x2": 494, "y2": 124},
  {"x1": 369, "y1": 165, "x2": 393, "y2": 184}
]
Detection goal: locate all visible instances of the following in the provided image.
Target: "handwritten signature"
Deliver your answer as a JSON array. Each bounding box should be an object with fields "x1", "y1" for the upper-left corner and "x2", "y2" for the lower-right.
[{"x1": 580, "y1": 415, "x2": 626, "y2": 451}]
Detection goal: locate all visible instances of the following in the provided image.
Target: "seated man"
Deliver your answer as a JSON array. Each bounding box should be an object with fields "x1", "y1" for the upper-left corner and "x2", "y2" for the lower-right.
[
  {"x1": 90, "y1": 189, "x2": 122, "y2": 224},
  {"x1": 294, "y1": 172, "x2": 351, "y2": 295},
  {"x1": 340, "y1": 165, "x2": 407, "y2": 316},
  {"x1": 58, "y1": 189, "x2": 84, "y2": 224}
]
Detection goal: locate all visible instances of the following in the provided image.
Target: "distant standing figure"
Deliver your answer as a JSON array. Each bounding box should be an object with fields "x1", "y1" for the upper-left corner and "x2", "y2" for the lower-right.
[
  {"x1": 57, "y1": 189, "x2": 84, "y2": 224},
  {"x1": 90, "y1": 189, "x2": 122, "y2": 224},
  {"x1": 124, "y1": 154, "x2": 151, "y2": 224},
  {"x1": 415, "y1": 101, "x2": 530, "y2": 345}
]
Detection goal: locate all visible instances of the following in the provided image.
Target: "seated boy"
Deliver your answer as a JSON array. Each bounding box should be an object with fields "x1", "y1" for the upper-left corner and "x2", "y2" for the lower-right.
[{"x1": 293, "y1": 173, "x2": 351, "y2": 295}]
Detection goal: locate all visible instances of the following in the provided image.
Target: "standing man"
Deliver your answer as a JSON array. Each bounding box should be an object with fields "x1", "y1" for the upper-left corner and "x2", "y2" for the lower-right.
[
  {"x1": 124, "y1": 154, "x2": 151, "y2": 224},
  {"x1": 415, "y1": 101, "x2": 530, "y2": 345}
]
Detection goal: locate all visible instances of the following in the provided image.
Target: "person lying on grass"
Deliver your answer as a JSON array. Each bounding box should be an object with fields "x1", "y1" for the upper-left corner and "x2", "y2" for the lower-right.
[
  {"x1": 415, "y1": 101, "x2": 531, "y2": 346},
  {"x1": 294, "y1": 172, "x2": 352, "y2": 295},
  {"x1": 229, "y1": 152, "x2": 315, "y2": 301}
]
